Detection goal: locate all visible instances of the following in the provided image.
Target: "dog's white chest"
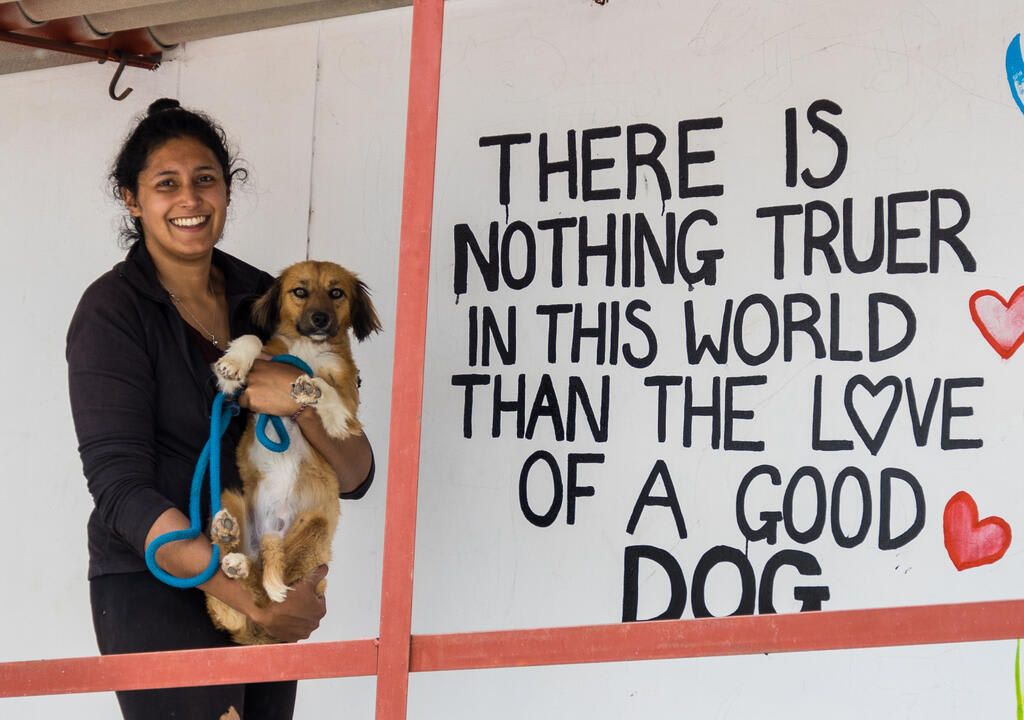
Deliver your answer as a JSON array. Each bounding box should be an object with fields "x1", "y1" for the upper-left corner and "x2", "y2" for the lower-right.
[{"x1": 280, "y1": 337, "x2": 342, "y2": 378}]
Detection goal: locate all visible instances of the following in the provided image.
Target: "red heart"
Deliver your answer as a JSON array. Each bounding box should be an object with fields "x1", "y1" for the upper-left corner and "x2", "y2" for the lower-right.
[
  {"x1": 970, "y1": 287, "x2": 1024, "y2": 359},
  {"x1": 943, "y1": 491, "x2": 1012, "y2": 571}
]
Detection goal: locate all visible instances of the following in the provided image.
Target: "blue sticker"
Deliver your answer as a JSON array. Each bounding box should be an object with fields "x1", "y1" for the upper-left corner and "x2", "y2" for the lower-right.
[{"x1": 1006, "y1": 34, "x2": 1024, "y2": 115}]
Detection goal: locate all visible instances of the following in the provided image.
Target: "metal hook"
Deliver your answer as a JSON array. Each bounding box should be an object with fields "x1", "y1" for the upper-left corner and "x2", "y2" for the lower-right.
[{"x1": 108, "y1": 52, "x2": 132, "y2": 101}]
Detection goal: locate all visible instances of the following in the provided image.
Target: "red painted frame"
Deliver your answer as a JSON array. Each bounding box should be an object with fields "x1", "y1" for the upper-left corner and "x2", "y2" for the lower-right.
[
  {"x1": 375, "y1": 0, "x2": 444, "y2": 715},
  {"x1": 5, "y1": 600, "x2": 1024, "y2": 699},
  {"x1": 3, "y1": 0, "x2": 1024, "y2": 716}
]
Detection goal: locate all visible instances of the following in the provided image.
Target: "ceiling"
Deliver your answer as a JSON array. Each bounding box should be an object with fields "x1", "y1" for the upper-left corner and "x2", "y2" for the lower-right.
[{"x1": 0, "y1": 0, "x2": 412, "y2": 76}]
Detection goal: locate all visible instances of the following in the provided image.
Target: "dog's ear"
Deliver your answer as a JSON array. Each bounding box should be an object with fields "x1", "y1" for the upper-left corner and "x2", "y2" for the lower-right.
[
  {"x1": 349, "y1": 278, "x2": 382, "y2": 341},
  {"x1": 251, "y1": 277, "x2": 283, "y2": 335}
]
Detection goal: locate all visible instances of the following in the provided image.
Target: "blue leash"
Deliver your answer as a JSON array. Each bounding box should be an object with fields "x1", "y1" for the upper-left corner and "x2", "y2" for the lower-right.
[
  {"x1": 144, "y1": 390, "x2": 236, "y2": 588},
  {"x1": 144, "y1": 354, "x2": 314, "y2": 588},
  {"x1": 253, "y1": 354, "x2": 314, "y2": 452}
]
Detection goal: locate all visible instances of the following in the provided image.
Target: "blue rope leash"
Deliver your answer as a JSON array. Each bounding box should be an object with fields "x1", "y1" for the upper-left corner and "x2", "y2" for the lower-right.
[
  {"x1": 254, "y1": 354, "x2": 313, "y2": 452},
  {"x1": 144, "y1": 354, "x2": 314, "y2": 588},
  {"x1": 144, "y1": 390, "x2": 236, "y2": 588}
]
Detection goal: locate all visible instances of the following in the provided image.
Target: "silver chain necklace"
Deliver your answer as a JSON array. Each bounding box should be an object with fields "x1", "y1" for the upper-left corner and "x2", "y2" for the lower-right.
[{"x1": 168, "y1": 291, "x2": 221, "y2": 348}]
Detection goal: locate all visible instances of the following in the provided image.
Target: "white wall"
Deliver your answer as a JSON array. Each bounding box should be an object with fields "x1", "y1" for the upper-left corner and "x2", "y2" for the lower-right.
[{"x1": 3, "y1": 0, "x2": 1024, "y2": 718}]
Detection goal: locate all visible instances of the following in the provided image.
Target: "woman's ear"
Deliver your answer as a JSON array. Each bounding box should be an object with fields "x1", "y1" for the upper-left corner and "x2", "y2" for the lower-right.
[
  {"x1": 251, "y1": 277, "x2": 282, "y2": 335},
  {"x1": 122, "y1": 188, "x2": 141, "y2": 217}
]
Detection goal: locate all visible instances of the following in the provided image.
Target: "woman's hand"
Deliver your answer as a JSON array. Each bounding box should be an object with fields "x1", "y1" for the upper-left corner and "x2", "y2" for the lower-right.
[
  {"x1": 250, "y1": 565, "x2": 329, "y2": 642},
  {"x1": 238, "y1": 357, "x2": 303, "y2": 417}
]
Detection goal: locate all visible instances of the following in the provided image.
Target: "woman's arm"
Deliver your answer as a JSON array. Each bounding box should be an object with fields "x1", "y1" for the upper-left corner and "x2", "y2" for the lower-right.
[
  {"x1": 145, "y1": 508, "x2": 326, "y2": 642},
  {"x1": 68, "y1": 283, "x2": 176, "y2": 555},
  {"x1": 239, "y1": 359, "x2": 374, "y2": 494},
  {"x1": 293, "y1": 414, "x2": 373, "y2": 494}
]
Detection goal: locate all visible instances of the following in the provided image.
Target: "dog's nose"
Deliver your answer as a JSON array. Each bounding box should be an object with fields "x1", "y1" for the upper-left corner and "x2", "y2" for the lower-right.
[{"x1": 311, "y1": 312, "x2": 331, "y2": 328}]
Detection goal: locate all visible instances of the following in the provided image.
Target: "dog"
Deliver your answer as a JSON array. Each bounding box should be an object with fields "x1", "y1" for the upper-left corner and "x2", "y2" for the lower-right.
[{"x1": 204, "y1": 260, "x2": 380, "y2": 645}]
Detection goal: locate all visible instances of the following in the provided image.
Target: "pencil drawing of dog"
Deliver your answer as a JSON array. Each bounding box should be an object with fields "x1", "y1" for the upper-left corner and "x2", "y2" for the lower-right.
[{"x1": 205, "y1": 260, "x2": 380, "y2": 645}]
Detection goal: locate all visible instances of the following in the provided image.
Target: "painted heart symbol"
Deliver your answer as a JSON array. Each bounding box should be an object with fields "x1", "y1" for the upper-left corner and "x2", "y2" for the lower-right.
[
  {"x1": 943, "y1": 491, "x2": 1012, "y2": 571},
  {"x1": 969, "y1": 287, "x2": 1024, "y2": 359},
  {"x1": 844, "y1": 375, "x2": 901, "y2": 456}
]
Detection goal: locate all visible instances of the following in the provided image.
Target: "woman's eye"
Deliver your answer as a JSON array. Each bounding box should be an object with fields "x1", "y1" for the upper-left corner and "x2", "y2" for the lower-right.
[
  {"x1": 329, "y1": 288, "x2": 344, "y2": 299},
  {"x1": 292, "y1": 288, "x2": 308, "y2": 299},
  {"x1": 157, "y1": 179, "x2": 176, "y2": 189},
  {"x1": 197, "y1": 174, "x2": 216, "y2": 185}
]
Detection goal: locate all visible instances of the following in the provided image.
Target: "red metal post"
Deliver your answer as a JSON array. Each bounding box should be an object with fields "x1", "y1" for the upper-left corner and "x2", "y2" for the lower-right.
[{"x1": 375, "y1": 0, "x2": 445, "y2": 718}]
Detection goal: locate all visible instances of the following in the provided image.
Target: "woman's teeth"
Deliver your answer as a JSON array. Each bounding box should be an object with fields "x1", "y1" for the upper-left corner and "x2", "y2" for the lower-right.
[{"x1": 170, "y1": 216, "x2": 209, "y2": 227}]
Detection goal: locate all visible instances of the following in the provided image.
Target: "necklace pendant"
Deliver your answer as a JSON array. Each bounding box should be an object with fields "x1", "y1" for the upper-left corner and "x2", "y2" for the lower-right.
[{"x1": 168, "y1": 290, "x2": 222, "y2": 350}]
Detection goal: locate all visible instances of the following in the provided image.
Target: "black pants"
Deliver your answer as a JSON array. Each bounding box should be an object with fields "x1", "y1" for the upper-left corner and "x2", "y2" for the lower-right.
[{"x1": 90, "y1": 571, "x2": 297, "y2": 719}]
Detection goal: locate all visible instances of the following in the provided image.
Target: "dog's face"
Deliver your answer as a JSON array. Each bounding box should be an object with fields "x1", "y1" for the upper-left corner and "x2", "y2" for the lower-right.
[{"x1": 252, "y1": 260, "x2": 381, "y2": 343}]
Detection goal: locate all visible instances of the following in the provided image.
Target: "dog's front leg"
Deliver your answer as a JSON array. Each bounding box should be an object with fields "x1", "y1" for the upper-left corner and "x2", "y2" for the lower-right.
[
  {"x1": 290, "y1": 375, "x2": 360, "y2": 438},
  {"x1": 214, "y1": 335, "x2": 264, "y2": 395}
]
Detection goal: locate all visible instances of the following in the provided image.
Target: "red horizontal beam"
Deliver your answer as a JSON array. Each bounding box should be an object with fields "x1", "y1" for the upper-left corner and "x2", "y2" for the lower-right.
[
  {"x1": 411, "y1": 598, "x2": 1024, "y2": 672},
  {"x1": 4, "y1": 599, "x2": 1024, "y2": 698},
  {"x1": 0, "y1": 638, "x2": 377, "y2": 698}
]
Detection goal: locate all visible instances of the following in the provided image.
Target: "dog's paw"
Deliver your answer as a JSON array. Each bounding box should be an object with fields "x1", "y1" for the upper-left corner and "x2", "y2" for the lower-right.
[
  {"x1": 215, "y1": 356, "x2": 244, "y2": 381},
  {"x1": 214, "y1": 356, "x2": 248, "y2": 395},
  {"x1": 213, "y1": 336, "x2": 263, "y2": 394},
  {"x1": 221, "y1": 553, "x2": 250, "y2": 579},
  {"x1": 210, "y1": 509, "x2": 239, "y2": 546},
  {"x1": 290, "y1": 375, "x2": 323, "y2": 406},
  {"x1": 263, "y1": 577, "x2": 291, "y2": 603}
]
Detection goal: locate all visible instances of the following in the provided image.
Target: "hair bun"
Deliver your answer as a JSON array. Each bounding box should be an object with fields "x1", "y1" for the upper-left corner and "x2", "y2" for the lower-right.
[{"x1": 147, "y1": 98, "x2": 181, "y2": 115}]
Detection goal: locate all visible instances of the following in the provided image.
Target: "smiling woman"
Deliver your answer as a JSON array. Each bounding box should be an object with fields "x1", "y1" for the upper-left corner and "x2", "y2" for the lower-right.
[{"x1": 65, "y1": 99, "x2": 375, "y2": 720}]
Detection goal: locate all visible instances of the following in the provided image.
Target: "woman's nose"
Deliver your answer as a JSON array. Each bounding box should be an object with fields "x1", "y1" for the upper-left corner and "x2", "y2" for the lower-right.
[{"x1": 178, "y1": 184, "x2": 201, "y2": 206}]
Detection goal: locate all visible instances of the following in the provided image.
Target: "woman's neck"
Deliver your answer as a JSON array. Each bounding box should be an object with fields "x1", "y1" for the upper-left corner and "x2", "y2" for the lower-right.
[{"x1": 146, "y1": 241, "x2": 222, "y2": 301}]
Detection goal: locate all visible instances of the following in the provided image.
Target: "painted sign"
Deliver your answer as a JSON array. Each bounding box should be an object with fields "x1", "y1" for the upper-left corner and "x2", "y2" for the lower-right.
[{"x1": 415, "y1": 0, "x2": 1024, "y2": 633}]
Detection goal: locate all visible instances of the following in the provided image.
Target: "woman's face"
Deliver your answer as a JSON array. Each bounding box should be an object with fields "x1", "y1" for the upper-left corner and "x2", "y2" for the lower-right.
[{"x1": 123, "y1": 136, "x2": 229, "y2": 265}]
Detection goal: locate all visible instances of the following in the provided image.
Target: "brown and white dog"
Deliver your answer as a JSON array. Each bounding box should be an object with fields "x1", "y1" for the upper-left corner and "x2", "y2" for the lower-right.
[{"x1": 205, "y1": 260, "x2": 380, "y2": 645}]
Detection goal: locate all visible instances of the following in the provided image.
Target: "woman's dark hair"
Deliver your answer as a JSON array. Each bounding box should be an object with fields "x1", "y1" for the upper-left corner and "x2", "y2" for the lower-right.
[{"x1": 110, "y1": 98, "x2": 247, "y2": 247}]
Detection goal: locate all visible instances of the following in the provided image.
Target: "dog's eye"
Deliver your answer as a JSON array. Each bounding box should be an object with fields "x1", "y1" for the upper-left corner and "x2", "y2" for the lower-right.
[
  {"x1": 291, "y1": 287, "x2": 308, "y2": 299},
  {"x1": 329, "y1": 288, "x2": 345, "y2": 299}
]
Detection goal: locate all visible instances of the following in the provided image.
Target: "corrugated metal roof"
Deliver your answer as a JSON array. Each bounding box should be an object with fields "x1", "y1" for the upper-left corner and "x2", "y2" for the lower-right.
[{"x1": 0, "y1": 0, "x2": 411, "y2": 76}]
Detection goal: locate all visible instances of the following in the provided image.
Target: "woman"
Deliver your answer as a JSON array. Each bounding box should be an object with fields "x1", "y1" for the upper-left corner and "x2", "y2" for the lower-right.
[{"x1": 66, "y1": 98, "x2": 374, "y2": 719}]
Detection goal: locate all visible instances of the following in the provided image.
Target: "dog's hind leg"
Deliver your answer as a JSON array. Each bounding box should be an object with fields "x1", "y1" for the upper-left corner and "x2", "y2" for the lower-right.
[
  {"x1": 260, "y1": 534, "x2": 289, "y2": 603},
  {"x1": 213, "y1": 490, "x2": 252, "y2": 579},
  {"x1": 211, "y1": 490, "x2": 246, "y2": 552},
  {"x1": 283, "y1": 512, "x2": 331, "y2": 594}
]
